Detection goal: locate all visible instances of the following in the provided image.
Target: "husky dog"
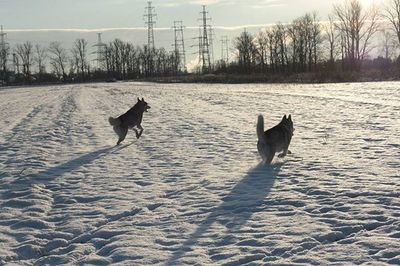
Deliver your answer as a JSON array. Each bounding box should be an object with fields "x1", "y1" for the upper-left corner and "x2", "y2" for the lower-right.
[
  {"x1": 109, "y1": 98, "x2": 151, "y2": 145},
  {"x1": 257, "y1": 114, "x2": 294, "y2": 164}
]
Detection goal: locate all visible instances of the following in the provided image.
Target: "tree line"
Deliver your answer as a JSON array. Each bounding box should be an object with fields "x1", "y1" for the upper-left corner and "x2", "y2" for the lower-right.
[
  {"x1": 0, "y1": 38, "x2": 183, "y2": 84},
  {"x1": 218, "y1": 0, "x2": 400, "y2": 77}
]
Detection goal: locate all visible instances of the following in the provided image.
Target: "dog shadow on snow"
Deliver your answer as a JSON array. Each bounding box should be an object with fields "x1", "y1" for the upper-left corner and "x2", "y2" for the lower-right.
[
  {"x1": 4, "y1": 143, "x2": 134, "y2": 192},
  {"x1": 165, "y1": 162, "x2": 283, "y2": 265}
]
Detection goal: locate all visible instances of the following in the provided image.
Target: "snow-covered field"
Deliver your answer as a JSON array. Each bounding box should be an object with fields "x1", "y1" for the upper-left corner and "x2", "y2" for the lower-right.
[{"x1": 0, "y1": 82, "x2": 399, "y2": 265}]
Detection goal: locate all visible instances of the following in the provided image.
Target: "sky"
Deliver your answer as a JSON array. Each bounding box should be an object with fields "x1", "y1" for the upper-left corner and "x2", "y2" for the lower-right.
[
  {"x1": 0, "y1": 0, "x2": 380, "y2": 30},
  {"x1": 0, "y1": 0, "x2": 384, "y2": 71}
]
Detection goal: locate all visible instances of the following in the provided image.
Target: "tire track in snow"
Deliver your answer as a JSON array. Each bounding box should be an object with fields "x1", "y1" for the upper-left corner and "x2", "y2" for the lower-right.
[
  {"x1": 25, "y1": 88, "x2": 133, "y2": 263},
  {"x1": 0, "y1": 86, "x2": 108, "y2": 263},
  {"x1": 0, "y1": 87, "x2": 62, "y2": 144},
  {"x1": 0, "y1": 88, "x2": 71, "y2": 263}
]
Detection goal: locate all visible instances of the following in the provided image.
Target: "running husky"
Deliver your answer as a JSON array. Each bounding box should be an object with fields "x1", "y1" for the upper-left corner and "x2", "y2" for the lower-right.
[
  {"x1": 257, "y1": 114, "x2": 294, "y2": 164},
  {"x1": 109, "y1": 98, "x2": 151, "y2": 145}
]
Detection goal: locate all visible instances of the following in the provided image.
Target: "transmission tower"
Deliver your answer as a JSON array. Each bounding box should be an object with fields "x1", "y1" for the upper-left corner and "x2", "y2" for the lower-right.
[
  {"x1": 93, "y1": 33, "x2": 106, "y2": 71},
  {"x1": 144, "y1": 1, "x2": 157, "y2": 50},
  {"x1": 199, "y1": 5, "x2": 211, "y2": 73},
  {"x1": 208, "y1": 25, "x2": 215, "y2": 68},
  {"x1": 220, "y1": 36, "x2": 229, "y2": 63},
  {"x1": 172, "y1": 21, "x2": 187, "y2": 73}
]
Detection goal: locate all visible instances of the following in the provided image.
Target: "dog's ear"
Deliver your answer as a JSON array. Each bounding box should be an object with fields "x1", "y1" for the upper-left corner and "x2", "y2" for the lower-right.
[
  {"x1": 288, "y1": 115, "x2": 292, "y2": 121},
  {"x1": 137, "y1": 97, "x2": 140, "y2": 102},
  {"x1": 142, "y1": 97, "x2": 144, "y2": 102},
  {"x1": 282, "y1": 115, "x2": 287, "y2": 121}
]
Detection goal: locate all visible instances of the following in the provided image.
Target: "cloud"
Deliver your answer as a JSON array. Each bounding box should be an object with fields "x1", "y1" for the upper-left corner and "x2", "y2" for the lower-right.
[
  {"x1": 155, "y1": 0, "x2": 288, "y2": 14},
  {"x1": 158, "y1": 0, "x2": 285, "y2": 7},
  {"x1": 248, "y1": 0, "x2": 286, "y2": 9},
  {"x1": 4, "y1": 24, "x2": 278, "y2": 33},
  {"x1": 5, "y1": 27, "x2": 174, "y2": 33},
  {"x1": 158, "y1": 0, "x2": 225, "y2": 7}
]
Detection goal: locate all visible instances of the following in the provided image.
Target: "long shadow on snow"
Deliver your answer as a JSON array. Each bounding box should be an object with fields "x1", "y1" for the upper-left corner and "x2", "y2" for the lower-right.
[
  {"x1": 34, "y1": 145, "x2": 128, "y2": 180},
  {"x1": 165, "y1": 162, "x2": 283, "y2": 265},
  {"x1": 1, "y1": 143, "x2": 134, "y2": 262},
  {"x1": 2, "y1": 143, "x2": 133, "y2": 196}
]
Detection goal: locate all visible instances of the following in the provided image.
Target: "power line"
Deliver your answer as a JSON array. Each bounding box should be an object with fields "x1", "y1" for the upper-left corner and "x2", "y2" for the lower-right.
[{"x1": 220, "y1": 35, "x2": 229, "y2": 63}]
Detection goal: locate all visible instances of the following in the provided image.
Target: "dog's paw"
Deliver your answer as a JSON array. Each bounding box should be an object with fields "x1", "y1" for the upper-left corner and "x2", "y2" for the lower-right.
[
  {"x1": 287, "y1": 150, "x2": 292, "y2": 154},
  {"x1": 278, "y1": 153, "x2": 286, "y2": 158},
  {"x1": 133, "y1": 129, "x2": 140, "y2": 139}
]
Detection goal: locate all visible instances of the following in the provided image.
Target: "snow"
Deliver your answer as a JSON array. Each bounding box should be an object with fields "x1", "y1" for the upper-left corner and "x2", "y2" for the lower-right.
[{"x1": 0, "y1": 82, "x2": 399, "y2": 265}]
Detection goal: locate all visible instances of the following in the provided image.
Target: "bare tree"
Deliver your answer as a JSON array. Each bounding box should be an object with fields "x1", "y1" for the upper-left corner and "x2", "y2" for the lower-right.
[
  {"x1": 288, "y1": 14, "x2": 313, "y2": 72},
  {"x1": 380, "y1": 29, "x2": 396, "y2": 59},
  {"x1": 334, "y1": 0, "x2": 380, "y2": 70},
  {"x1": 234, "y1": 30, "x2": 257, "y2": 72},
  {"x1": 266, "y1": 28, "x2": 277, "y2": 72},
  {"x1": 287, "y1": 20, "x2": 299, "y2": 71},
  {"x1": 48, "y1": 42, "x2": 68, "y2": 80},
  {"x1": 71, "y1": 39, "x2": 89, "y2": 80},
  {"x1": 309, "y1": 12, "x2": 322, "y2": 70},
  {"x1": 113, "y1": 39, "x2": 123, "y2": 78},
  {"x1": 104, "y1": 44, "x2": 114, "y2": 76},
  {"x1": 120, "y1": 41, "x2": 128, "y2": 79},
  {"x1": 34, "y1": 44, "x2": 47, "y2": 75},
  {"x1": 127, "y1": 44, "x2": 139, "y2": 77},
  {"x1": 0, "y1": 43, "x2": 9, "y2": 82},
  {"x1": 385, "y1": 0, "x2": 400, "y2": 49},
  {"x1": 275, "y1": 23, "x2": 288, "y2": 71},
  {"x1": 15, "y1": 41, "x2": 34, "y2": 80},
  {"x1": 324, "y1": 15, "x2": 339, "y2": 65},
  {"x1": 141, "y1": 45, "x2": 152, "y2": 76},
  {"x1": 255, "y1": 31, "x2": 269, "y2": 72}
]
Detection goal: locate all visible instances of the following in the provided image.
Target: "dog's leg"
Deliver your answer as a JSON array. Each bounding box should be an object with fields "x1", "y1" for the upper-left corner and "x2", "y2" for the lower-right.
[
  {"x1": 278, "y1": 150, "x2": 287, "y2": 158},
  {"x1": 116, "y1": 126, "x2": 128, "y2": 145},
  {"x1": 258, "y1": 141, "x2": 267, "y2": 162},
  {"x1": 133, "y1": 128, "x2": 139, "y2": 138},
  {"x1": 258, "y1": 142, "x2": 275, "y2": 164},
  {"x1": 265, "y1": 146, "x2": 275, "y2": 165},
  {"x1": 134, "y1": 125, "x2": 143, "y2": 139},
  {"x1": 278, "y1": 147, "x2": 291, "y2": 158}
]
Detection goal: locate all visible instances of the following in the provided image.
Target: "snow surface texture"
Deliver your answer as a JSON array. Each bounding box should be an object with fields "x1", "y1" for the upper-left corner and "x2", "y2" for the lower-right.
[{"x1": 0, "y1": 82, "x2": 399, "y2": 265}]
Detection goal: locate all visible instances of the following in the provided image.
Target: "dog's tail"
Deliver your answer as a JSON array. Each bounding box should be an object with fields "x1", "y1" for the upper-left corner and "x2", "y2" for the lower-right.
[
  {"x1": 108, "y1": 117, "x2": 121, "y2": 126},
  {"x1": 257, "y1": 115, "x2": 265, "y2": 143}
]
